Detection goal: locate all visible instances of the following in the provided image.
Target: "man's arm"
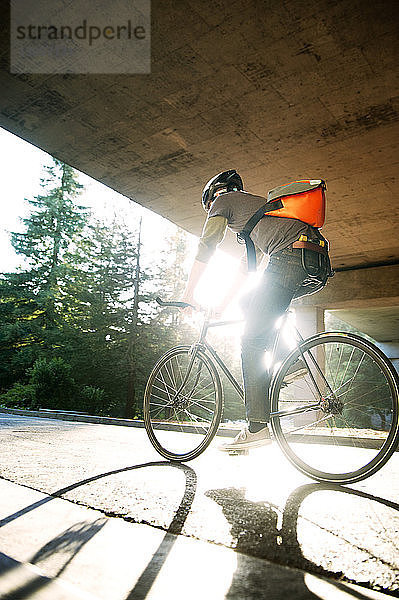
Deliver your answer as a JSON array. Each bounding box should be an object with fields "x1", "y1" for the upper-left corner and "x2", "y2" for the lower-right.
[
  {"x1": 181, "y1": 259, "x2": 207, "y2": 307},
  {"x1": 181, "y1": 215, "x2": 227, "y2": 309}
]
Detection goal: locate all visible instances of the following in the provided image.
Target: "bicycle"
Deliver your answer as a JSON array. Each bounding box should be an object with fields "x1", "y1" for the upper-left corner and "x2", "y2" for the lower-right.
[{"x1": 143, "y1": 297, "x2": 399, "y2": 484}]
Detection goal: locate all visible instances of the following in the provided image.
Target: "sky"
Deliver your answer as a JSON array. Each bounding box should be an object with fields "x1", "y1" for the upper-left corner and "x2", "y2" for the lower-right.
[
  {"x1": 0, "y1": 127, "x2": 238, "y2": 308},
  {"x1": 0, "y1": 127, "x2": 192, "y2": 269}
]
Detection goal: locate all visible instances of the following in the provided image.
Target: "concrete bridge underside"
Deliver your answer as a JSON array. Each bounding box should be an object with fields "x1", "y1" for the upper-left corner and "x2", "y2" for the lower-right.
[{"x1": 0, "y1": 0, "x2": 398, "y2": 347}]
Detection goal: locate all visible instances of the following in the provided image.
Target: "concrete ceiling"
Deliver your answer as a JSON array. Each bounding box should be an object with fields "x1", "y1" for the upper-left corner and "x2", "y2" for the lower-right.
[
  {"x1": 1, "y1": 0, "x2": 399, "y2": 270},
  {"x1": 0, "y1": 0, "x2": 398, "y2": 343}
]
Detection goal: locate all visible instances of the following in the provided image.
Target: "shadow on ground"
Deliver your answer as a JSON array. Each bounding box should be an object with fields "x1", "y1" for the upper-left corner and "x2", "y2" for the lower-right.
[
  {"x1": 206, "y1": 484, "x2": 399, "y2": 599},
  {"x1": 1, "y1": 462, "x2": 398, "y2": 599}
]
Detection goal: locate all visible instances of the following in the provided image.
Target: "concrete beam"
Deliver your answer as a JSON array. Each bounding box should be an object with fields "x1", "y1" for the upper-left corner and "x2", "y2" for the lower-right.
[
  {"x1": 294, "y1": 265, "x2": 399, "y2": 310},
  {"x1": 328, "y1": 306, "x2": 399, "y2": 343}
]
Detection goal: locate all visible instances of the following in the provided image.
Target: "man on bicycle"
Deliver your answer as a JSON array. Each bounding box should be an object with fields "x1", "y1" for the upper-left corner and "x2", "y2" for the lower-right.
[{"x1": 181, "y1": 169, "x2": 331, "y2": 452}]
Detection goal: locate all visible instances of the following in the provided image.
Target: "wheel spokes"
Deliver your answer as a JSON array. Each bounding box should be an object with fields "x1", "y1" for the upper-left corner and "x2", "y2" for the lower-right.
[
  {"x1": 273, "y1": 335, "x2": 398, "y2": 482},
  {"x1": 144, "y1": 349, "x2": 221, "y2": 459}
]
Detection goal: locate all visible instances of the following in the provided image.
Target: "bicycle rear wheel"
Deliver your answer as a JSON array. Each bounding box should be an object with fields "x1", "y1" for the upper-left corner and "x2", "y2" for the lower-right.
[
  {"x1": 271, "y1": 333, "x2": 399, "y2": 484},
  {"x1": 143, "y1": 346, "x2": 223, "y2": 461}
]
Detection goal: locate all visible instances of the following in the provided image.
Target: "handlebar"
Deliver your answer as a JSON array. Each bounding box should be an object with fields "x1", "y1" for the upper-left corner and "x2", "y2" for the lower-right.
[
  {"x1": 156, "y1": 297, "x2": 197, "y2": 310},
  {"x1": 156, "y1": 297, "x2": 243, "y2": 329}
]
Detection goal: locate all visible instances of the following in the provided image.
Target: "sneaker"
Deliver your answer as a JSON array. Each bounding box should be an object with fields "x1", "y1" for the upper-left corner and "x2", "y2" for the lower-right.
[
  {"x1": 219, "y1": 426, "x2": 272, "y2": 451},
  {"x1": 284, "y1": 359, "x2": 307, "y2": 384}
]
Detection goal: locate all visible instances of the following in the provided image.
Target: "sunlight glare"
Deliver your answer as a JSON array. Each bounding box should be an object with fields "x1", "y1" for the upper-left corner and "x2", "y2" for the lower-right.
[
  {"x1": 280, "y1": 311, "x2": 298, "y2": 351},
  {"x1": 194, "y1": 251, "x2": 237, "y2": 307},
  {"x1": 264, "y1": 350, "x2": 273, "y2": 370},
  {"x1": 149, "y1": 538, "x2": 237, "y2": 600}
]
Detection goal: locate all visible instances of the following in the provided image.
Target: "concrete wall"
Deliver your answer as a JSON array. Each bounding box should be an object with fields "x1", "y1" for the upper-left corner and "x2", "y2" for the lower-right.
[{"x1": 294, "y1": 264, "x2": 399, "y2": 343}]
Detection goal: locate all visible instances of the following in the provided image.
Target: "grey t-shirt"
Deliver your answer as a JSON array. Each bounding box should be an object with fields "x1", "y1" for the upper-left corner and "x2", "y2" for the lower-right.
[{"x1": 208, "y1": 190, "x2": 313, "y2": 256}]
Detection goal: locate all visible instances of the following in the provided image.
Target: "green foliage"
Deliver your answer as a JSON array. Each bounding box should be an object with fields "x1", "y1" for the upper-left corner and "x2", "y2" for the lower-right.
[
  {"x1": 77, "y1": 386, "x2": 106, "y2": 415},
  {"x1": 0, "y1": 382, "x2": 36, "y2": 409},
  {"x1": 29, "y1": 357, "x2": 75, "y2": 409},
  {"x1": 0, "y1": 360, "x2": 110, "y2": 415},
  {"x1": 0, "y1": 156, "x2": 200, "y2": 419},
  {"x1": 0, "y1": 158, "x2": 90, "y2": 391}
]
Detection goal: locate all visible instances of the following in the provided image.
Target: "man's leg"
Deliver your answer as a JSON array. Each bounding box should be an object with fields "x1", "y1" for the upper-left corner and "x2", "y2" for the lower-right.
[
  {"x1": 219, "y1": 247, "x2": 318, "y2": 452},
  {"x1": 241, "y1": 278, "x2": 297, "y2": 429},
  {"x1": 241, "y1": 247, "x2": 308, "y2": 431},
  {"x1": 219, "y1": 248, "x2": 309, "y2": 451},
  {"x1": 219, "y1": 273, "x2": 298, "y2": 452}
]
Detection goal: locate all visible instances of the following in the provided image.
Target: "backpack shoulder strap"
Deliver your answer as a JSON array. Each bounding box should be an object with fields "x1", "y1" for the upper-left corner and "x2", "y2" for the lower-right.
[{"x1": 237, "y1": 200, "x2": 283, "y2": 271}]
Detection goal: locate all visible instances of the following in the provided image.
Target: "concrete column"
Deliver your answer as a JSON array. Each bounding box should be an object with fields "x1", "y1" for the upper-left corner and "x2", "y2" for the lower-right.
[
  {"x1": 375, "y1": 342, "x2": 399, "y2": 374},
  {"x1": 293, "y1": 306, "x2": 325, "y2": 339}
]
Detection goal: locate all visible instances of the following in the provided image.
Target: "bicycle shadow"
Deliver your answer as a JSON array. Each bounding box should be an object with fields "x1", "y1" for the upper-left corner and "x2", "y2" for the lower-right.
[
  {"x1": 1, "y1": 461, "x2": 398, "y2": 599},
  {"x1": 0, "y1": 518, "x2": 108, "y2": 599},
  {"x1": 206, "y1": 483, "x2": 399, "y2": 598},
  {"x1": 0, "y1": 460, "x2": 197, "y2": 600}
]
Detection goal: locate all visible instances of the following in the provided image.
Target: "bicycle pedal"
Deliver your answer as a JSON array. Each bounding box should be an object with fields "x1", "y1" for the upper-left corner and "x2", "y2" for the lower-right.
[{"x1": 228, "y1": 449, "x2": 249, "y2": 456}]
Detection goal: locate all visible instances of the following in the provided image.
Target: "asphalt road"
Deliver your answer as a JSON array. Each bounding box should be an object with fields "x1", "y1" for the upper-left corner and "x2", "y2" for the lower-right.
[{"x1": 0, "y1": 412, "x2": 398, "y2": 596}]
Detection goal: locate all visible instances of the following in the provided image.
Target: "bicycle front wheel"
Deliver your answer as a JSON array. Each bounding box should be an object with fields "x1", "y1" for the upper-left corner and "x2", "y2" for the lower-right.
[
  {"x1": 143, "y1": 346, "x2": 223, "y2": 461},
  {"x1": 271, "y1": 333, "x2": 399, "y2": 484}
]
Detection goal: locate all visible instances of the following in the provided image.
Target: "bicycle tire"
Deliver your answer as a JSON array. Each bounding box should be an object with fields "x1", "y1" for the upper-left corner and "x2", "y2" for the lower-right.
[
  {"x1": 271, "y1": 332, "x2": 399, "y2": 484},
  {"x1": 143, "y1": 345, "x2": 223, "y2": 461}
]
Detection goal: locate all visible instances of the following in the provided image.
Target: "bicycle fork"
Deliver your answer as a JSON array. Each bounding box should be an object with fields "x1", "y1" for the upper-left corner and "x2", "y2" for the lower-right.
[{"x1": 170, "y1": 344, "x2": 203, "y2": 404}]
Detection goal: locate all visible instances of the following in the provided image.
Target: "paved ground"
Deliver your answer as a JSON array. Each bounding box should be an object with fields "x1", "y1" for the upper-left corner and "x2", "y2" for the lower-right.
[{"x1": 0, "y1": 412, "x2": 398, "y2": 599}]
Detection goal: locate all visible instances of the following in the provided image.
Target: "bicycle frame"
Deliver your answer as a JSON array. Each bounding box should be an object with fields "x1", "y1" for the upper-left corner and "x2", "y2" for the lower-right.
[
  {"x1": 184, "y1": 312, "x2": 325, "y2": 420},
  {"x1": 149, "y1": 298, "x2": 399, "y2": 481}
]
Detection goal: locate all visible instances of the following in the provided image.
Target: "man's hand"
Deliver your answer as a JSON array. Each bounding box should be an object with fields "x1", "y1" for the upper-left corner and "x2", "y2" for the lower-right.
[
  {"x1": 209, "y1": 303, "x2": 226, "y2": 320},
  {"x1": 179, "y1": 295, "x2": 200, "y2": 318}
]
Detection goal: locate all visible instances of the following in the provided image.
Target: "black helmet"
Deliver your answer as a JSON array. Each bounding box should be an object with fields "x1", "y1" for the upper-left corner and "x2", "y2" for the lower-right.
[{"x1": 202, "y1": 169, "x2": 243, "y2": 210}]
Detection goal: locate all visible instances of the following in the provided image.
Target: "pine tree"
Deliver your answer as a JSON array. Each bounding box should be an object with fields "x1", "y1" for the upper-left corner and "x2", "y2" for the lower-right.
[
  {"x1": 63, "y1": 214, "x2": 156, "y2": 416},
  {"x1": 155, "y1": 227, "x2": 193, "y2": 337},
  {"x1": 0, "y1": 159, "x2": 88, "y2": 389},
  {"x1": 0, "y1": 158, "x2": 209, "y2": 419},
  {"x1": 11, "y1": 160, "x2": 87, "y2": 317}
]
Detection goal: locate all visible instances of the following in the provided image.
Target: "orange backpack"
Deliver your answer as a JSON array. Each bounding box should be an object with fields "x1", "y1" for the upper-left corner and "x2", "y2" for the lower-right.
[
  {"x1": 237, "y1": 179, "x2": 327, "y2": 271},
  {"x1": 264, "y1": 179, "x2": 326, "y2": 227}
]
